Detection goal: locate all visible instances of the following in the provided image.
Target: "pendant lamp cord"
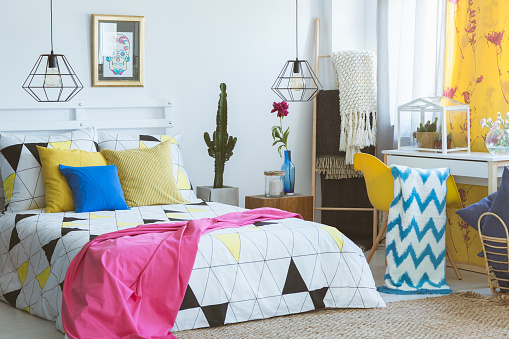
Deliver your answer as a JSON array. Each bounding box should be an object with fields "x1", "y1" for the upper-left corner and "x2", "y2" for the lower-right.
[
  {"x1": 50, "y1": 0, "x2": 54, "y2": 53},
  {"x1": 295, "y1": 0, "x2": 298, "y2": 60}
]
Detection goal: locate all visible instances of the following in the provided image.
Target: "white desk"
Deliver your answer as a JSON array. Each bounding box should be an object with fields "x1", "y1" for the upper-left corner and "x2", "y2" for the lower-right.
[{"x1": 383, "y1": 150, "x2": 509, "y2": 194}]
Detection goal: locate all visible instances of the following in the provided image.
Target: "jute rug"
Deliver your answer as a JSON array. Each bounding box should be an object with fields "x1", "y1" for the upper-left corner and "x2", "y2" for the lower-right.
[{"x1": 175, "y1": 292, "x2": 509, "y2": 338}]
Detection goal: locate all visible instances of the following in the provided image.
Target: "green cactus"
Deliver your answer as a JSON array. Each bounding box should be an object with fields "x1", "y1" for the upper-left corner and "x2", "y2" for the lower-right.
[
  {"x1": 204, "y1": 83, "x2": 237, "y2": 188},
  {"x1": 413, "y1": 117, "x2": 439, "y2": 138}
]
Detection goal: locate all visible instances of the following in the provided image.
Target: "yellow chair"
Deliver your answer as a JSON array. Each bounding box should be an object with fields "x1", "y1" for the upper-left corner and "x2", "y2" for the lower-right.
[{"x1": 353, "y1": 153, "x2": 463, "y2": 280}]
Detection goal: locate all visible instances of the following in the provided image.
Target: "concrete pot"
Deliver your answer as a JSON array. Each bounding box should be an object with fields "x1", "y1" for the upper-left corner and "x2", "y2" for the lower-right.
[{"x1": 196, "y1": 186, "x2": 239, "y2": 206}]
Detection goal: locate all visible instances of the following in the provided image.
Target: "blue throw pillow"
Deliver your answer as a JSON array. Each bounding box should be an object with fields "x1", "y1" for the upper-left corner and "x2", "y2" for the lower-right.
[
  {"x1": 481, "y1": 166, "x2": 509, "y2": 291},
  {"x1": 456, "y1": 191, "x2": 497, "y2": 232},
  {"x1": 59, "y1": 164, "x2": 130, "y2": 213}
]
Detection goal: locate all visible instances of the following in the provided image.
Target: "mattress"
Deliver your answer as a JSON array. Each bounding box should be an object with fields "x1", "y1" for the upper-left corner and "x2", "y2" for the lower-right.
[{"x1": 0, "y1": 200, "x2": 384, "y2": 333}]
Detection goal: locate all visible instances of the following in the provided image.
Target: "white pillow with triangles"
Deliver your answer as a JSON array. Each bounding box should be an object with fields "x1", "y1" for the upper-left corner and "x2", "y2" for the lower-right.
[
  {"x1": 0, "y1": 127, "x2": 99, "y2": 213},
  {"x1": 97, "y1": 132, "x2": 196, "y2": 200}
]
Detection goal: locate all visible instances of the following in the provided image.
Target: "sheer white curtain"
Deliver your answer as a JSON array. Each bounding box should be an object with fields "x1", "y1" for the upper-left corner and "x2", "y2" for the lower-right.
[{"x1": 377, "y1": 0, "x2": 446, "y2": 156}]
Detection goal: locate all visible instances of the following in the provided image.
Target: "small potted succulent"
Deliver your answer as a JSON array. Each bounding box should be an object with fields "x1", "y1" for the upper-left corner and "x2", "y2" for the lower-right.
[
  {"x1": 413, "y1": 117, "x2": 438, "y2": 149},
  {"x1": 434, "y1": 132, "x2": 453, "y2": 149}
]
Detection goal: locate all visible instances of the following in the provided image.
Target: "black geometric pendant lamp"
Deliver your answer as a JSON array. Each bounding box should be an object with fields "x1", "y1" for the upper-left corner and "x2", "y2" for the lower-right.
[
  {"x1": 272, "y1": 0, "x2": 322, "y2": 102},
  {"x1": 22, "y1": 0, "x2": 83, "y2": 102}
]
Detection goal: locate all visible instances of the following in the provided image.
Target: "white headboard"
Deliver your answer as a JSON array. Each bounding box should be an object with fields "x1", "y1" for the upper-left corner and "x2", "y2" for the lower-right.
[
  {"x1": 0, "y1": 98, "x2": 174, "y2": 207},
  {"x1": 0, "y1": 98, "x2": 173, "y2": 133}
]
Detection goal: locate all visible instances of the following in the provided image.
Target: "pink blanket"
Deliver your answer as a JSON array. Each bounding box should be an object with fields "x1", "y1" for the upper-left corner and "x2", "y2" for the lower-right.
[{"x1": 61, "y1": 208, "x2": 301, "y2": 339}]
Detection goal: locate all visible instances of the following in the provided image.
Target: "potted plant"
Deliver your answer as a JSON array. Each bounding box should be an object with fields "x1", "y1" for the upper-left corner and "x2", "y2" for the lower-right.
[
  {"x1": 196, "y1": 83, "x2": 239, "y2": 206},
  {"x1": 413, "y1": 117, "x2": 438, "y2": 149},
  {"x1": 434, "y1": 132, "x2": 453, "y2": 149}
]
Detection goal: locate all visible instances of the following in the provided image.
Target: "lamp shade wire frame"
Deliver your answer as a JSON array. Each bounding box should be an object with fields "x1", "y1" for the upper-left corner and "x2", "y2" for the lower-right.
[
  {"x1": 271, "y1": 0, "x2": 322, "y2": 102},
  {"x1": 22, "y1": 0, "x2": 83, "y2": 102}
]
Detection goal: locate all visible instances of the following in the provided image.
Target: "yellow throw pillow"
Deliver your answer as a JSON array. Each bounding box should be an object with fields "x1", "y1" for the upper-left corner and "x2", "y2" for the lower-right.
[
  {"x1": 100, "y1": 140, "x2": 187, "y2": 207},
  {"x1": 37, "y1": 147, "x2": 108, "y2": 213}
]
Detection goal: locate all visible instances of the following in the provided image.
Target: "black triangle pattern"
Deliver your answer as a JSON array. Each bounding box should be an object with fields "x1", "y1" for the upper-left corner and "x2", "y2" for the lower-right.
[
  {"x1": 42, "y1": 238, "x2": 60, "y2": 265},
  {"x1": 282, "y1": 259, "x2": 308, "y2": 295},
  {"x1": 24, "y1": 143, "x2": 48, "y2": 166},
  {"x1": 3, "y1": 289, "x2": 21, "y2": 307},
  {"x1": 169, "y1": 218, "x2": 189, "y2": 222},
  {"x1": 253, "y1": 221, "x2": 279, "y2": 227},
  {"x1": 201, "y1": 302, "x2": 229, "y2": 327},
  {"x1": 59, "y1": 281, "x2": 64, "y2": 291},
  {"x1": 63, "y1": 217, "x2": 87, "y2": 223},
  {"x1": 90, "y1": 234, "x2": 98, "y2": 241},
  {"x1": 1, "y1": 144, "x2": 23, "y2": 172},
  {"x1": 179, "y1": 285, "x2": 200, "y2": 310},
  {"x1": 309, "y1": 287, "x2": 328, "y2": 309},
  {"x1": 143, "y1": 219, "x2": 166, "y2": 225},
  {"x1": 9, "y1": 227, "x2": 21, "y2": 251},
  {"x1": 140, "y1": 135, "x2": 160, "y2": 142},
  {"x1": 61, "y1": 228, "x2": 87, "y2": 237},
  {"x1": 15, "y1": 214, "x2": 36, "y2": 226},
  {"x1": 187, "y1": 202, "x2": 208, "y2": 206},
  {"x1": 164, "y1": 209, "x2": 184, "y2": 214}
]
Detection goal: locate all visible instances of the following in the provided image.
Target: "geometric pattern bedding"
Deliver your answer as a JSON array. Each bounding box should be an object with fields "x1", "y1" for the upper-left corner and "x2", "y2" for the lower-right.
[{"x1": 0, "y1": 201, "x2": 384, "y2": 333}]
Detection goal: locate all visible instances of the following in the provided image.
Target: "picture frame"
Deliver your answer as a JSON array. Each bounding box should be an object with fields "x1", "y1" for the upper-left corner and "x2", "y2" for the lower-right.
[{"x1": 91, "y1": 14, "x2": 145, "y2": 87}]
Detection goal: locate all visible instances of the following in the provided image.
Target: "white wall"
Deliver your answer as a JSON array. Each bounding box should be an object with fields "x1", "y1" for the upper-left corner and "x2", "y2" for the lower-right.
[
  {"x1": 331, "y1": 0, "x2": 377, "y2": 52},
  {"x1": 0, "y1": 0, "x2": 327, "y2": 207}
]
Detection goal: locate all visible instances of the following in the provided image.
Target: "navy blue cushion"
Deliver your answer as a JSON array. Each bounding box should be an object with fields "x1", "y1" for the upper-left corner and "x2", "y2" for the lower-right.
[
  {"x1": 481, "y1": 167, "x2": 509, "y2": 291},
  {"x1": 59, "y1": 164, "x2": 130, "y2": 213},
  {"x1": 456, "y1": 192, "x2": 497, "y2": 232}
]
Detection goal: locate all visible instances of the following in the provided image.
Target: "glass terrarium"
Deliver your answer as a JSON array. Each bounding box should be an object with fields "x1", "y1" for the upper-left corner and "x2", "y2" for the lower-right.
[{"x1": 397, "y1": 96, "x2": 470, "y2": 154}]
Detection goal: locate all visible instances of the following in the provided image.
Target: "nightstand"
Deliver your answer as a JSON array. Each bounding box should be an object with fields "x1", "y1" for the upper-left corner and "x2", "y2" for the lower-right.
[{"x1": 245, "y1": 194, "x2": 313, "y2": 221}]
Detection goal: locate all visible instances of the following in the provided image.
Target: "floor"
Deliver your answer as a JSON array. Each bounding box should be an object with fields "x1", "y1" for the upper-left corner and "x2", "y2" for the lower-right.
[{"x1": 0, "y1": 248, "x2": 493, "y2": 339}]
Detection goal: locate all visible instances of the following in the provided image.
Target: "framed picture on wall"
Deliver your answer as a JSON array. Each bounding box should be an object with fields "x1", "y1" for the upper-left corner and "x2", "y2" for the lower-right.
[{"x1": 91, "y1": 14, "x2": 145, "y2": 87}]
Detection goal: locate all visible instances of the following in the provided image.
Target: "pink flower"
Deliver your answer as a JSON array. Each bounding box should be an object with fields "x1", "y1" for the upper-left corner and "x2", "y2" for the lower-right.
[
  {"x1": 448, "y1": 0, "x2": 459, "y2": 4},
  {"x1": 271, "y1": 101, "x2": 289, "y2": 118},
  {"x1": 444, "y1": 86, "x2": 458, "y2": 99},
  {"x1": 486, "y1": 30, "x2": 504, "y2": 46},
  {"x1": 461, "y1": 91, "x2": 471, "y2": 104},
  {"x1": 476, "y1": 75, "x2": 483, "y2": 83},
  {"x1": 480, "y1": 118, "x2": 486, "y2": 128}
]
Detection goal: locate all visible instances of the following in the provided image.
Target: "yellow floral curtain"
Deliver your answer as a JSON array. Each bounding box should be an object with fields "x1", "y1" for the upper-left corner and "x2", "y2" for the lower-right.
[{"x1": 444, "y1": 0, "x2": 509, "y2": 266}]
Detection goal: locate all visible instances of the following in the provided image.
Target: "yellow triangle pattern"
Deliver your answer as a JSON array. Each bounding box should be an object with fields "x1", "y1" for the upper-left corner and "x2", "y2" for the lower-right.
[
  {"x1": 186, "y1": 208, "x2": 207, "y2": 213},
  {"x1": 17, "y1": 260, "x2": 29, "y2": 286},
  {"x1": 160, "y1": 135, "x2": 177, "y2": 144},
  {"x1": 62, "y1": 222, "x2": 86, "y2": 227},
  {"x1": 213, "y1": 233, "x2": 241, "y2": 262},
  {"x1": 23, "y1": 306, "x2": 30, "y2": 313},
  {"x1": 166, "y1": 213, "x2": 188, "y2": 218},
  {"x1": 50, "y1": 141, "x2": 72, "y2": 149},
  {"x1": 89, "y1": 214, "x2": 112, "y2": 219},
  {"x1": 36, "y1": 266, "x2": 51, "y2": 290},
  {"x1": 4, "y1": 173, "x2": 15, "y2": 202},
  {"x1": 139, "y1": 141, "x2": 148, "y2": 149},
  {"x1": 318, "y1": 225, "x2": 344, "y2": 251},
  {"x1": 177, "y1": 169, "x2": 191, "y2": 189},
  {"x1": 117, "y1": 222, "x2": 140, "y2": 227}
]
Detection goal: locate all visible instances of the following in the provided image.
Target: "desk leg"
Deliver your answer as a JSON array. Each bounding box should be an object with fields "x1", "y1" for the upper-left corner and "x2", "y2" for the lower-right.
[{"x1": 488, "y1": 162, "x2": 498, "y2": 194}]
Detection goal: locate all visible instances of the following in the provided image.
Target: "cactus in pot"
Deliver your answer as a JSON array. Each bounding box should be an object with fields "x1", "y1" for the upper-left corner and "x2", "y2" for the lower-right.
[
  {"x1": 204, "y1": 83, "x2": 237, "y2": 188},
  {"x1": 413, "y1": 117, "x2": 438, "y2": 149}
]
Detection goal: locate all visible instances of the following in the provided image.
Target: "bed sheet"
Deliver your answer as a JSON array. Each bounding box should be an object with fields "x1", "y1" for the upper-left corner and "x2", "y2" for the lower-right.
[{"x1": 0, "y1": 200, "x2": 384, "y2": 333}]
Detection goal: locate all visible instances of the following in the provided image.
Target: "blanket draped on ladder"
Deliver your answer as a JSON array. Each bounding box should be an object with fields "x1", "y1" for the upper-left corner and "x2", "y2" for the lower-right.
[
  {"x1": 61, "y1": 208, "x2": 302, "y2": 339},
  {"x1": 378, "y1": 165, "x2": 452, "y2": 295},
  {"x1": 330, "y1": 50, "x2": 377, "y2": 165}
]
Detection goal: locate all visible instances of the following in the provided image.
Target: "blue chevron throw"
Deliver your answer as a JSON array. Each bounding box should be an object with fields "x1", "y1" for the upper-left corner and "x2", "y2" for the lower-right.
[{"x1": 377, "y1": 165, "x2": 452, "y2": 295}]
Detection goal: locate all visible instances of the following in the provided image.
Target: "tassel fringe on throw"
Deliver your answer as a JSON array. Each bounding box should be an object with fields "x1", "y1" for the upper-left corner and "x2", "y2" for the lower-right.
[
  {"x1": 316, "y1": 155, "x2": 363, "y2": 179},
  {"x1": 331, "y1": 50, "x2": 377, "y2": 165}
]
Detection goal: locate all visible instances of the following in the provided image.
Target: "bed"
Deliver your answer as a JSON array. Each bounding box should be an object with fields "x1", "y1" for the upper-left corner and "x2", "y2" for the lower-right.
[{"x1": 0, "y1": 100, "x2": 384, "y2": 336}]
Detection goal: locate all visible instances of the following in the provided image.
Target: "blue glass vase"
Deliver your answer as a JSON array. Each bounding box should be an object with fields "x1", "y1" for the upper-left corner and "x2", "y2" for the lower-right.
[{"x1": 281, "y1": 150, "x2": 295, "y2": 194}]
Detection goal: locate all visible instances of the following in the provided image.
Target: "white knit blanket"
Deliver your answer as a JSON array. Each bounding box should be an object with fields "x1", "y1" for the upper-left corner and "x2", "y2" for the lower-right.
[{"x1": 331, "y1": 50, "x2": 377, "y2": 164}]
